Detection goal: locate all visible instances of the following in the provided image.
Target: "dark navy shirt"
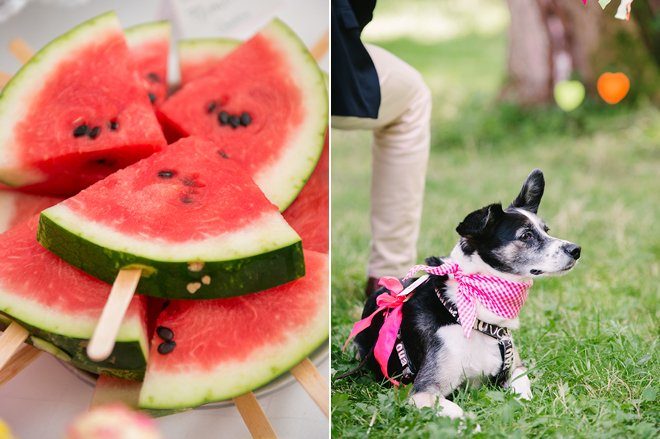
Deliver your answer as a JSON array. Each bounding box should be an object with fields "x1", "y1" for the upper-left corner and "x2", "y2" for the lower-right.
[{"x1": 331, "y1": 0, "x2": 381, "y2": 119}]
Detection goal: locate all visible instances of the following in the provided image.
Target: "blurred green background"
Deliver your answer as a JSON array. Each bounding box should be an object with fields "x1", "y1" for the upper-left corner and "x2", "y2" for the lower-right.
[{"x1": 331, "y1": 0, "x2": 659, "y2": 437}]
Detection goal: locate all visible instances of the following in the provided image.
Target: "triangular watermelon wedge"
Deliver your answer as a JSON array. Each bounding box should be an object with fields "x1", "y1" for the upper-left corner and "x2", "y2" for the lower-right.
[
  {"x1": 159, "y1": 19, "x2": 328, "y2": 211},
  {"x1": 139, "y1": 250, "x2": 328, "y2": 410},
  {"x1": 177, "y1": 38, "x2": 240, "y2": 85},
  {"x1": 0, "y1": 12, "x2": 166, "y2": 196},
  {"x1": 0, "y1": 217, "x2": 148, "y2": 379},
  {"x1": 38, "y1": 136, "x2": 304, "y2": 300},
  {"x1": 125, "y1": 21, "x2": 171, "y2": 106}
]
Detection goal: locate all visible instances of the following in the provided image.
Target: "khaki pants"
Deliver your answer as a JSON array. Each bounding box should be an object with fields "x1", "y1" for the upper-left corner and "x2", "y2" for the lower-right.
[{"x1": 332, "y1": 44, "x2": 432, "y2": 278}]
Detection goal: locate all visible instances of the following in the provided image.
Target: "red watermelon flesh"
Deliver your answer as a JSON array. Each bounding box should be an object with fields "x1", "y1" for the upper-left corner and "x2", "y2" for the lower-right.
[
  {"x1": 177, "y1": 38, "x2": 240, "y2": 86},
  {"x1": 125, "y1": 22, "x2": 171, "y2": 106},
  {"x1": 0, "y1": 216, "x2": 148, "y2": 378},
  {"x1": 139, "y1": 250, "x2": 328, "y2": 409},
  {"x1": 61, "y1": 138, "x2": 279, "y2": 241},
  {"x1": 283, "y1": 131, "x2": 328, "y2": 253},
  {"x1": 158, "y1": 19, "x2": 327, "y2": 211},
  {"x1": 0, "y1": 13, "x2": 166, "y2": 196},
  {"x1": 0, "y1": 190, "x2": 63, "y2": 234}
]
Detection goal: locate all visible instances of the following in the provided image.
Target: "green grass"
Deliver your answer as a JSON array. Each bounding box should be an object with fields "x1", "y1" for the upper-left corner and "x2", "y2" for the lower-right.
[{"x1": 331, "y1": 6, "x2": 659, "y2": 437}]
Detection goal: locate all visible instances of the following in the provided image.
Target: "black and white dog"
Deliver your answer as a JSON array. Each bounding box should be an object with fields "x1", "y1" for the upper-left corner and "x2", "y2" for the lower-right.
[{"x1": 354, "y1": 169, "x2": 581, "y2": 418}]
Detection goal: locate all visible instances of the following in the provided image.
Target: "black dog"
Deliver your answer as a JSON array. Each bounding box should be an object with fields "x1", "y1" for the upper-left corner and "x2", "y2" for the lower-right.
[{"x1": 354, "y1": 169, "x2": 581, "y2": 418}]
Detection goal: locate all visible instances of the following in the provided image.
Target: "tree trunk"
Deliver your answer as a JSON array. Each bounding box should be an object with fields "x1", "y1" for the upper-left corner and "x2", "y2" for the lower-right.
[{"x1": 501, "y1": 0, "x2": 659, "y2": 105}]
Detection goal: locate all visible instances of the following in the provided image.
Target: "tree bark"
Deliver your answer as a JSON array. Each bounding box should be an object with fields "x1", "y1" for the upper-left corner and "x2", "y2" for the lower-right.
[{"x1": 502, "y1": 0, "x2": 659, "y2": 105}]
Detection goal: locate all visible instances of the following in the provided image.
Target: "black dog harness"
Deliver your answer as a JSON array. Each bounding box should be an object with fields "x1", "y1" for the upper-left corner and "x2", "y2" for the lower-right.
[{"x1": 389, "y1": 285, "x2": 515, "y2": 386}]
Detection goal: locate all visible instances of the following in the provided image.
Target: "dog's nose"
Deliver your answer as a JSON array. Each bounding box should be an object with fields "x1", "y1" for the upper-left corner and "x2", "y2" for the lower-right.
[{"x1": 563, "y1": 243, "x2": 581, "y2": 260}]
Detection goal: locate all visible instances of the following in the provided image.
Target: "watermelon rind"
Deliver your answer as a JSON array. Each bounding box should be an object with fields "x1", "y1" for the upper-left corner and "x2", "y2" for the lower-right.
[
  {"x1": 38, "y1": 208, "x2": 305, "y2": 299},
  {"x1": 124, "y1": 20, "x2": 171, "y2": 46},
  {"x1": 177, "y1": 37, "x2": 241, "y2": 64},
  {"x1": 0, "y1": 12, "x2": 120, "y2": 187},
  {"x1": 251, "y1": 19, "x2": 328, "y2": 211},
  {"x1": 138, "y1": 252, "x2": 329, "y2": 410},
  {"x1": 0, "y1": 306, "x2": 147, "y2": 380}
]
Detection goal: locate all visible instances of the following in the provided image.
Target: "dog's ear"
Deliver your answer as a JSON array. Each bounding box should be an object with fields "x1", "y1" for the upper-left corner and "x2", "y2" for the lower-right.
[
  {"x1": 510, "y1": 168, "x2": 545, "y2": 214},
  {"x1": 456, "y1": 203, "x2": 504, "y2": 238}
]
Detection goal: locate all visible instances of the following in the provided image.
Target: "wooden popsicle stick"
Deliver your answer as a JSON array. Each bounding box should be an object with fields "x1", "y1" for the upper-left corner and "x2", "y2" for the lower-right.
[
  {"x1": 290, "y1": 358, "x2": 329, "y2": 417},
  {"x1": 9, "y1": 38, "x2": 33, "y2": 64},
  {"x1": 0, "y1": 321, "x2": 30, "y2": 370},
  {"x1": 310, "y1": 30, "x2": 329, "y2": 62},
  {"x1": 234, "y1": 392, "x2": 278, "y2": 439},
  {"x1": 87, "y1": 269, "x2": 142, "y2": 362}
]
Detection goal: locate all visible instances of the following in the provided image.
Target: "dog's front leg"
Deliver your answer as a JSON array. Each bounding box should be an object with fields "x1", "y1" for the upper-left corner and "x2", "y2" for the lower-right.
[
  {"x1": 507, "y1": 348, "x2": 532, "y2": 400},
  {"x1": 409, "y1": 355, "x2": 465, "y2": 418}
]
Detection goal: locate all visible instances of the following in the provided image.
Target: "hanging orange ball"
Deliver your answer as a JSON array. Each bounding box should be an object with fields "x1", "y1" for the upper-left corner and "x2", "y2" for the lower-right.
[{"x1": 597, "y1": 72, "x2": 630, "y2": 104}]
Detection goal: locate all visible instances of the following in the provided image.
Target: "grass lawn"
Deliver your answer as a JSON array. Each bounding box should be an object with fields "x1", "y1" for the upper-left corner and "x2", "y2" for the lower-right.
[{"x1": 330, "y1": 2, "x2": 659, "y2": 437}]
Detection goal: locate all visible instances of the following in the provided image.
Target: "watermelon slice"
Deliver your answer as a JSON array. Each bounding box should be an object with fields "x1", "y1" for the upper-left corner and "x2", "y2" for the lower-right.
[
  {"x1": 139, "y1": 250, "x2": 328, "y2": 409},
  {"x1": 0, "y1": 217, "x2": 148, "y2": 379},
  {"x1": 159, "y1": 19, "x2": 328, "y2": 211},
  {"x1": 0, "y1": 12, "x2": 166, "y2": 196},
  {"x1": 38, "y1": 136, "x2": 304, "y2": 299},
  {"x1": 283, "y1": 131, "x2": 328, "y2": 253},
  {"x1": 177, "y1": 38, "x2": 240, "y2": 85},
  {"x1": 0, "y1": 190, "x2": 62, "y2": 233},
  {"x1": 125, "y1": 21, "x2": 171, "y2": 106}
]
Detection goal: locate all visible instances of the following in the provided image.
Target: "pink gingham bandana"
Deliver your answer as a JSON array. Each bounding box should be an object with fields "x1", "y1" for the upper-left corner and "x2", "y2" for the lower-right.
[
  {"x1": 403, "y1": 261, "x2": 532, "y2": 338},
  {"x1": 344, "y1": 260, "x2": 532, "y2": 386}
]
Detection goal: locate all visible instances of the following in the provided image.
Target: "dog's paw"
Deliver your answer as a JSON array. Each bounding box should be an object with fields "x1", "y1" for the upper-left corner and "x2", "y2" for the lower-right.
[
  {"x1": 410, "y1": 392, "x2": 437, "y2": 409},
  {"x1": 514, "y1": 387, "x2": 532, "y2": 401},
  {"x1": 510, "y1": 380, "x2": 532, "y2": 400},
  {"x1": 509, "y1": 367, "x2": 532, "y2": 400},
  {"x1": 411, "y1": 392, "x2": 465, "y2": 419},
  {"x1": 437, "y1": 399, "x2": 465, "y2": 419}
]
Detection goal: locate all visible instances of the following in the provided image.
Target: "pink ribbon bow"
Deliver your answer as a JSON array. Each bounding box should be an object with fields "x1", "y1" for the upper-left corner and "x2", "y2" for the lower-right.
[
  {"x1": 343, "y1": 260, "x2": 533, "y2": 386},
  {"x1": 343, "y1": 276, "x2": 408, "y2": 385}
]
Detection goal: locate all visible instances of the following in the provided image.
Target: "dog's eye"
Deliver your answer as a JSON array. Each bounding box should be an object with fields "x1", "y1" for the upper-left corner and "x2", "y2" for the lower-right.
[{"x1": 520, "y1": 231, "x2": 534, "y2": 241}]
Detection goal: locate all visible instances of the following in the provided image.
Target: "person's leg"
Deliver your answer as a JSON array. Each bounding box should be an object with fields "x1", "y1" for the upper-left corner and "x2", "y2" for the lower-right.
[
  {"x1": 365, "y1": 45, "x2": 431, "y2": 281},
  {"x1": 332, "y1": 44, "x2": 432, "y2": 288}
]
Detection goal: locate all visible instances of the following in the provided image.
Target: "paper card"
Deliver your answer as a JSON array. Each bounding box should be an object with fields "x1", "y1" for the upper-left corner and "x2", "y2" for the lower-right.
[{"x1": 167, "y1": 0, "x2": 286, "y2": 40}]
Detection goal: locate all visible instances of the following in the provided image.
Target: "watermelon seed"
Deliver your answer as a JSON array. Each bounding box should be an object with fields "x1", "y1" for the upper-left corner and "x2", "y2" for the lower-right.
[
  {"x1": 218, "y1": 111, "x2": 229, "y2": 125},
  {"x1": 148, "y1": 92, "x2": 157, "y2": 104},
  {"x1": 201, "y1": 275, "x2": 211, "y2": 285},
  {"x1": 206, "y1": 102, "x2": 217, "y2": 113},
  {"x1": 88, "y1": 126, "x2": 101, "y2": 139},
  {"x1": 158, "y1": 170, "x2": 176, "y2": 179},
  {"x1": 156, "y1": 326, "x2": 174, "y2": 341},
  {"x1": 217, "y1": 150, "x2": 230, "y2": 159},
  {"x1": 157, "y1": 341, "x2": 176, "y2": 355},
  {"x1": 147, "y1": 72, "x2": 161, "y2": 83},
  {"x1": 94, "y1": 158, "x2": 115, "y2": 167},
  {"x1": 73, "y1": 125, "x2": 88, "y2": 137},
  {"x1": 229, "y1": 116, "x2": 240, "y2": 128},
  {"x1": 162, "y1": 300, "x2": 171, "y2": 310},
  {"x1": 187, "y1": 282, "x2": 202, "y2": 294},
  {"x1": 188, "y1": 261, "x2": 205, "y2": 272},
  {"x1": 180, "y1": 194, "x2": 194, "y2": 204},
  {"x1": 240, "y1": 112, "x2": 252, "y2": 126},
  {"x1": 108, "y1": 119, "x2": 119, "y2": 131}
]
